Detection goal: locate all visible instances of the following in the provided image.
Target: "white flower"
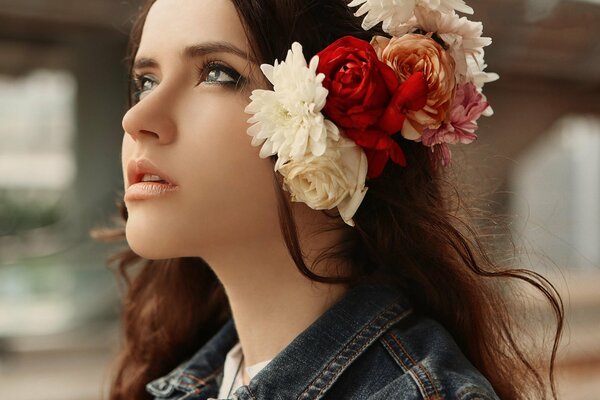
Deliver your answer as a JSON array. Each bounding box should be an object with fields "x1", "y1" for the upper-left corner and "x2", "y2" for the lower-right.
[
  {"x1": 244, "y1": 41, "x2": 369, "y2": 226},
  {"x1": 349, "y1": 0, "x2": 415, "y2": 31},
  {"x1": 425, "y1": 0, "x2": 473, "y2": 14},
  {"x1": 335, "y1": 137, "x2": 369, "y2": 226},
  {"x1": 348, "y1": 0, "x2": 473, "y2": 32},
  {"x1": 245, "y1": 42, "x2": 339, "y2": 163},
  {"x1": 466, "y1": 50, "x2": 499, "y2": 89},
  {"x1": 277, "y1": 135, "x2": 369, "y2": 227}
]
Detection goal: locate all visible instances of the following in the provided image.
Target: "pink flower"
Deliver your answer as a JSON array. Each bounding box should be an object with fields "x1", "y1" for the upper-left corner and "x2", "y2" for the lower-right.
[{"x1": 420, "y1": 82, "x2": 489, "y2": 148}]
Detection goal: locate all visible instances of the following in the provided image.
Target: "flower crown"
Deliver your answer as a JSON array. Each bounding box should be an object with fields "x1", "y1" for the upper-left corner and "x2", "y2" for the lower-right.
[{"x1": 244, "y1": 0, "x2": 499, "y2": 227}]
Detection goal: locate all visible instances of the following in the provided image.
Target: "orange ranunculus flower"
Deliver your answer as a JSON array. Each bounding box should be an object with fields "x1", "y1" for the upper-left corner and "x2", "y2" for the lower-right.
[{"x1": 371, "y1": 33, "x2": 456, "y2": 140}]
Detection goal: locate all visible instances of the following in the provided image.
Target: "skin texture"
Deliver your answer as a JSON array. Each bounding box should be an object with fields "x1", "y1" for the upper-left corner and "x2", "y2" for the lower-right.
[{"x1": 121, "y1": 0, "x2": 350, "y2": 385}]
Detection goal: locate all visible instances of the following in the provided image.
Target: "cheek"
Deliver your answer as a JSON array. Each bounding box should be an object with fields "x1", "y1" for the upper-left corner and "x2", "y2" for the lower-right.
[{"x1": 176, "y1": 93, "x2": 280, "y2": 230}]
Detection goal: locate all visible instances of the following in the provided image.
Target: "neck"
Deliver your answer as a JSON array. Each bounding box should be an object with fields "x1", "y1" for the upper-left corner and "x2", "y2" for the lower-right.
[
  {"x1": 204, "y1": 206, "x2": 351, "y2": 368},
  {"x1": 225, "y1": 263, "x2": 349, "y2": 367}
]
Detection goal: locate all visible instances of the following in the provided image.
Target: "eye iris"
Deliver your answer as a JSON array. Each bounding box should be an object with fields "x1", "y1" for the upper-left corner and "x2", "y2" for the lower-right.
[
  {"x1": 142, "y1": 78, "x2": 154, "y2": 91},
  {"x1": 208, "y1": 70, "x2": 216, "y2": 81},
  {"x1": 208, "y1": 69, "x2": 225, "y2": 82}
]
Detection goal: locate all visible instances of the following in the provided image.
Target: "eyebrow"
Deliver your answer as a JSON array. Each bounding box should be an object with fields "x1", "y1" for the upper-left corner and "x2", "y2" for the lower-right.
[{"x1": 132, "y1": 40, "x2": 257, "y2": 70}]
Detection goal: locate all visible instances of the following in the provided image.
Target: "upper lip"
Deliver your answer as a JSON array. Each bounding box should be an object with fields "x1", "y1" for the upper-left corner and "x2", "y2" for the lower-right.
[{"x1": 127, "y1": 158, "x2": 177, "y2": 188}]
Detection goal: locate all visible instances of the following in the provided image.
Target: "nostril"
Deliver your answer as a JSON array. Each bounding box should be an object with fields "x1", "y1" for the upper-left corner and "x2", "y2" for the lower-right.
[{"x1": 140, "y1": 129, "x2": 160, "y2": 138}]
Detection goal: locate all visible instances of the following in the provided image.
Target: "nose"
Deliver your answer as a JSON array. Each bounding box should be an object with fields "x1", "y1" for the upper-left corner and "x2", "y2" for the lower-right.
[{"x1": 122, "y1": 87, "x2": 177, "y2": 145}]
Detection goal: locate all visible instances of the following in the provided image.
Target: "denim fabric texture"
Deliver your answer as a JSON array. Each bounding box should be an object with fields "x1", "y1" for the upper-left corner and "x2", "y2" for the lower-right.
[{"x1": 145, "y1": 282, "x2": 500, "y2": 400}]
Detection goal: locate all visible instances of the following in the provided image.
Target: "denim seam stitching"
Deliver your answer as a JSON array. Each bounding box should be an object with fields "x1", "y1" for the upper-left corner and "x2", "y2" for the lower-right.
[
  {"x1": 297, "y1": 299, "x2": 413, "y2": 400},
  {"x1": 173, "y1": 365, "x2": 224, "y2": 393},
  {"x1": 380, "y1": 335, "x2": 430, "y2": 398},
  {"x1": 181, "y1": 372, "x2": 210, "y2": 387},
  {"x1": 301, "y1": 303, "x2": 410, "y2": 400},
  {"x1": 390, "y1": 333, "x2": 440, "y2": 398},
  {"x1": 384, "y1": 331, "x2": 441, "y2": 399}
]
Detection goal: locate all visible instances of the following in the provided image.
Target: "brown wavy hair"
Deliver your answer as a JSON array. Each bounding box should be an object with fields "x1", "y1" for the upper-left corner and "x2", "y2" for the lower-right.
[{"x1": 92, "y1": 1, "x2": 565, "y2": 399}]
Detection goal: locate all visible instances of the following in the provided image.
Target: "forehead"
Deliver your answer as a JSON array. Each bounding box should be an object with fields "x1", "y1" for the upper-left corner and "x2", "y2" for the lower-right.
[{"x1": 139, "y1": 0, "x2": 249, "y2": 57}]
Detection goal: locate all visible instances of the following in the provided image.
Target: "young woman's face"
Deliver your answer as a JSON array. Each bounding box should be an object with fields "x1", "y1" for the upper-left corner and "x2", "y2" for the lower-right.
[{"x1": 121, "y1": 0, "x2": 280, "y2": 260}]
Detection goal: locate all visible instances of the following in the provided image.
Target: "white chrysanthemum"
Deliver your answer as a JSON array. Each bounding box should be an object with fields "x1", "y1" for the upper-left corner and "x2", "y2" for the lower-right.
[
  {"x1": 277, "y1": 135, "x2": 368, "y2": 227},
  {"x1": 466, "y1": 51, "x2": 499, "y2": 89},
  {"x1": 245, "y1": 42, "x2": 339, "y2": 163},
  {"x1": 425, "y1": 0, "x2": 473, "y2": 14},
  {"x1": 348, "y1": 0, "x2": 473, "y2": 32}
]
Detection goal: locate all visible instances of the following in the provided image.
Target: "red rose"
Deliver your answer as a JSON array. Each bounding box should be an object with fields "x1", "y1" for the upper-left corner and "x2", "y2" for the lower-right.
[
  {"x1": 316, "y1": 36, "x2": 398, "y2": 130},
  {"x1": 316, "y1": 36, "x2": 429, "y2": 179},
  {"x1": 350, "y1": 72, "x2": 428, "y2": 178},
  {"x1": 344, "y1": 128, "x2": 408, "y2": 179}
]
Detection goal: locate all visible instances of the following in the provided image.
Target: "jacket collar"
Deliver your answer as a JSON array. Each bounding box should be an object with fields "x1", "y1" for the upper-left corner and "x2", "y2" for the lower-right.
[{"x1": 146, "y1": 282, "x2": 413, "y2": 399}]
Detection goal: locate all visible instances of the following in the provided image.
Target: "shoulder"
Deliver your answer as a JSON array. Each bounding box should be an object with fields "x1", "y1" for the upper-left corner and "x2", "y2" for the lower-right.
[
  {"x1": 372, "y1": 313, "x2": 500, "y2": 400},
  {"x1": 329, "y1": 312, "x2": 501, "y2": 400}
]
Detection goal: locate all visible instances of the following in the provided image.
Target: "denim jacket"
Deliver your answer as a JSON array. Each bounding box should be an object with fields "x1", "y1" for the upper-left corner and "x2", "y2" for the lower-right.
[{"x1": 145, "y1": 283, "x2": 500, "y2": 400}]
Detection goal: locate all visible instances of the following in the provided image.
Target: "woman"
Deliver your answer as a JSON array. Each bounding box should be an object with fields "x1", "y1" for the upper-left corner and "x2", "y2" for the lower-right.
[{"x1": 92, "y1": 0, "x2": 564, "y2": 399}]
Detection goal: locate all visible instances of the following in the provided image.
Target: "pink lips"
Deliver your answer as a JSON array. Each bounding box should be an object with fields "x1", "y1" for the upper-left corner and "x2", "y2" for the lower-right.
[{"x1": 125, "y1": 158, "x2": 180, "y2": 201}]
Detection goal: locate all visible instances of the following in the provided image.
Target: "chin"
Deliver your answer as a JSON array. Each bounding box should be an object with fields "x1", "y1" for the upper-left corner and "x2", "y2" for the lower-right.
[{"x1": 125, "y1": 218, "x2": 183, "y2": 260}]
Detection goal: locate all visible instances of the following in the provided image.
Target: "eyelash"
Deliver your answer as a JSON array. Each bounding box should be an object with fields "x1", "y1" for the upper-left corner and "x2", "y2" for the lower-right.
[{"x1": 130, "y1": 59, "x2": 246, "y2": 104}]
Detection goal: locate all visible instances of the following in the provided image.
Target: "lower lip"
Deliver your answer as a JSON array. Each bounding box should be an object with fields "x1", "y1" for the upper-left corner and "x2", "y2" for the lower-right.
[{"x1": 124, "y1": 182, "x2": 180, "y2": 201}]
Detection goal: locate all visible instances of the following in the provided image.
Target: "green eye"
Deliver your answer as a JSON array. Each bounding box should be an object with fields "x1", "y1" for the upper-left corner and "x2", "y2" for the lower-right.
[
  {"x1": 131, "y1": 74, "x2": 158, "y2": 103},
  {"x1": 206, "y1": 66, "x2": 236, "y2": 83},
  {"x1": 197, "y1": 61, "x2": 245, "y2": 88},
  {"x1": 129, "y1": 60, "x2": 246, "y2": 105}
]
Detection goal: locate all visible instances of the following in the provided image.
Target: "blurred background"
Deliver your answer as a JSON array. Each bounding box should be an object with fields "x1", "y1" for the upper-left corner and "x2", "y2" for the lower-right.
[{"x1": 0, "y1": 0, "x2": 598, "y2": 399}]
